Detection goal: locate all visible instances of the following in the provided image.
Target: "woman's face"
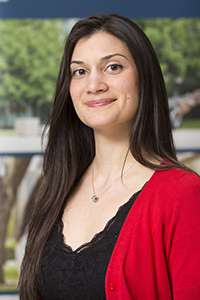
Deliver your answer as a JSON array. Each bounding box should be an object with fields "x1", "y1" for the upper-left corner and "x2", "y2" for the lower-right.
[{"x1": 69, "y1": 31, "x2": 139, "y2": 131}]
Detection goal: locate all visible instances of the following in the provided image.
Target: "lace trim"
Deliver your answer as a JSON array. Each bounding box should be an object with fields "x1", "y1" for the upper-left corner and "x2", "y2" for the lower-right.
[{"x1": 58, "y1": 189, "x2": 141, "y2": 253}]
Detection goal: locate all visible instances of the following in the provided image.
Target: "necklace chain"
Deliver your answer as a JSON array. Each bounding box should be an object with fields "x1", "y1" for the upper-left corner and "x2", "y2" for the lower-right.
[{"x1": 91, "y1": 164, "x2": 133, "y2": 203}]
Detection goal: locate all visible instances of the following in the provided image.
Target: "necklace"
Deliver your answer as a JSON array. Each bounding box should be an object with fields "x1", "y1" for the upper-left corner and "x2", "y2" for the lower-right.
[{"x1": 91, "y1": 164, "x2": 133, "y2": 203}]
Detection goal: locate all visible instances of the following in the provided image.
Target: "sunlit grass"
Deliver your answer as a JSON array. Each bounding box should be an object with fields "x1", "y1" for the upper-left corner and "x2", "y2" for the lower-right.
[
  {"x1": 0, "y1": 129, "x2": 16, "y2": 136},
  {"x1": 0, "y1": 285, "x2": 18, "y2": 292},
  {"x1": 181, "y1": 119, "x2": 200, "y2": 128},
  {"x1": 0, "y1": 263, "x2": 18, "y2": 293}
]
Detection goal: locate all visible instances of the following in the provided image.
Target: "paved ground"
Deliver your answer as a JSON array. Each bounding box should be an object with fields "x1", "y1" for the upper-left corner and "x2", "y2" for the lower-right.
[
  {"x1": 0, "y1": 129, "x2": 199, "y2": 154},
  {"x1": 172, "y1": 129, "x2": 200, "y2": 151},
  {"x1": 0, "y1": 135, "x2": 42, "y2": 154},
  {"x1": 0, "y1": 296, "x2": 18, "y2": 300}
]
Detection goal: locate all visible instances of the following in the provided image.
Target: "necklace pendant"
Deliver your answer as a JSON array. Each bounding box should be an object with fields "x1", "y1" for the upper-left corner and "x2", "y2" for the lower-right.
[{"x1": 91, "y1": 194, "x2": 99, "y2": 202}]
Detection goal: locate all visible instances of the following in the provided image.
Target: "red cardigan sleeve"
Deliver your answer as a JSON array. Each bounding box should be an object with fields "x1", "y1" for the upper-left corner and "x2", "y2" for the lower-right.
[{"x1": 168, "y1": 172, "x2": 200, "y2": 299}]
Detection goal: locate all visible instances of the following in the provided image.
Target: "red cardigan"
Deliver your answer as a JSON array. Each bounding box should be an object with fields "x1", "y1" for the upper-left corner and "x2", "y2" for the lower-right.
[{"x1": 105, "y1": 167, "x2": 200, "y2": 300}]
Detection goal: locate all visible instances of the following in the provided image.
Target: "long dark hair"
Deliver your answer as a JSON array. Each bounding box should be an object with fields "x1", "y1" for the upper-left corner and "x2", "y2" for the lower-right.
[{"x1": 19, "y1": 14, "x2": 184, "y2": 299}]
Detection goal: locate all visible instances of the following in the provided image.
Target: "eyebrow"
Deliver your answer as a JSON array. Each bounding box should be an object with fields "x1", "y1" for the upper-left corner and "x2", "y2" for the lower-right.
[{"x1": 70, "y1": 53, "x2": 129, "y2": 65}]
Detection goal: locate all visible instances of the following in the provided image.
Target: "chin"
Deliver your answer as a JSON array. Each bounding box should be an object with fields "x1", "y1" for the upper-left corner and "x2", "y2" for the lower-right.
[{"x1": 82, "y1": 118, "x2": 116, "y2": 130}]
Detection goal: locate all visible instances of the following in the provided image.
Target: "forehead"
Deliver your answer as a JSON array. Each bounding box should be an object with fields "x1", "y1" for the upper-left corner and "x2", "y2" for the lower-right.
[{"x1": 71, "y1": 31, "x2": 132, "y2": 61}]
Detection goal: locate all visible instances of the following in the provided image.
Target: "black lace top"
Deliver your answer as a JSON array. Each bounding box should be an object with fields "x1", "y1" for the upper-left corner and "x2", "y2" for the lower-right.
[{"x1": 37, "y1": 190, "x2": 140, "y2": 300}]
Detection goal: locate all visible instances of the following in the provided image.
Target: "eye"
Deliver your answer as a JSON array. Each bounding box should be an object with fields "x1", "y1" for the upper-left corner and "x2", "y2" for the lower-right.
[
  {"x1": 106, "y1": 63, "x2": 123, "y2": 73},
  {"x1": 71, "y1": 68, "x2": 86, "y2": 78}
]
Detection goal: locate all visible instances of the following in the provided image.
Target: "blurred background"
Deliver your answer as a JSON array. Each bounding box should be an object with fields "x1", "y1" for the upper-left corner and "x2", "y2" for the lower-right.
[{"x1": 0, "y1": 2, "x2": 200, "y2": 298}]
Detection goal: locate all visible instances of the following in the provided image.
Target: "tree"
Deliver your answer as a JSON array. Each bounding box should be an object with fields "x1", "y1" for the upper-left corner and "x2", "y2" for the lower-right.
[
  {"x1": 0, "y1": 157, "x2": 31, "y2": 283},
  {"x1": 1, "y1": 19, "x2": 199, "y2": 119},
  {"x1": 138, "y1": 19, "x2": 200, "y2": 96},
  {"x1": 0, "y1": 20, "x2": 64, "y2": 121}
]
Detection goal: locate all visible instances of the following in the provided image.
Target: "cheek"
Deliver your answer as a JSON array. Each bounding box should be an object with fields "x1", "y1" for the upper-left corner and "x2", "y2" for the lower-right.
[
  {"x1": 119, "y1": 79, "x2": 139, "y2": 116},
  {"x1": 69, "y1": 83, "x2": 82, "y2": 112},
  {"x1": 116, "y1": 70, "x2": 139, "y2": 97},
  {"x1": 69, "y1": 83, "x2": 87, "y2": 123},
  {"x1": 69, "y1": 82, "x2": 78, "y2": 103},
  {"x1": 70, "y1": 79, "x2": 86, "y2": 103},
  {"x1": 119, "y1": 80, "x2": 139, "y2": 103}
]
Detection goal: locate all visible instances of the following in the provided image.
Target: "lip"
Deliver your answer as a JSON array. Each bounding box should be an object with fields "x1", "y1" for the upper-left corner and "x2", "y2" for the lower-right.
[{"x1": 86, "y1": 98, "x2": 116, "y2": 108}]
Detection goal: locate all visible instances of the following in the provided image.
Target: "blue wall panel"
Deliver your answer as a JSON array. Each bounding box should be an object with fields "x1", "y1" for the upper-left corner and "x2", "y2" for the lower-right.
[{"x1": 0, "y1": 0, "x2": 199, "y2": 19}]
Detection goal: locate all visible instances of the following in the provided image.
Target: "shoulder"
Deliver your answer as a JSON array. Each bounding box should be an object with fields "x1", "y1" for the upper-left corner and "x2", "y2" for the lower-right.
[
  {"x1": 152, "y1": 167, "x2": 200, "y2": 195},
  {"x1": 141, "y1": 167, "x2": 200, "y2": 216},
  {"x1": 149, "y1": 167, "x2": 200, "y2": 220}
]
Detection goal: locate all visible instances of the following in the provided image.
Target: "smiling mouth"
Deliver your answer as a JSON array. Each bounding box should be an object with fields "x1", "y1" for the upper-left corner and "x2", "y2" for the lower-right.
[{"x1": 86, "y1": 98, "x2": 116, "y2": 108}]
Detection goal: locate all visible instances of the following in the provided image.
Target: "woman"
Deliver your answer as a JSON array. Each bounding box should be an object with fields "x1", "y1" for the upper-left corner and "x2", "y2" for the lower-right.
[{"x1": 18, "y1": 14, "x2": 200, "y2": 300}]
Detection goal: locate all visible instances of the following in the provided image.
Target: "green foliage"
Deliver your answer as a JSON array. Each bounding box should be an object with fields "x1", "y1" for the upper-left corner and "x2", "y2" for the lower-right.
[
  {"x1": 0, "y1": 285, "x2": 18, "y2": 292},
  {"x1": 0, "y1": 19, "x2": 199, "y2": 120},
  {"x1": 181, "y1": 118, "x2": 200, "y2": 128},
  {"x1": 138, "y1": 19, "x2": 200, "y2": 96},
  {"x1": 3, "y1": 262, "x2": 18, "y2": 285},
  {"x1": 0, "y1": 20, "x2": 64, "y2": 118},
  {"x1": 5, "y1": 238, "x2": 16, "y2": 260},
  {"x1": 0, "y1": 129, "x2": 15, "y2": 136}
]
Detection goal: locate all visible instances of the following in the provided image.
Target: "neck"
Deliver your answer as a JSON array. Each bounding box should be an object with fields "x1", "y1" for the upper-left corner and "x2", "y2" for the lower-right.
[{"x1": 91, "y1": 125, "x2": 137, "y2": 181}]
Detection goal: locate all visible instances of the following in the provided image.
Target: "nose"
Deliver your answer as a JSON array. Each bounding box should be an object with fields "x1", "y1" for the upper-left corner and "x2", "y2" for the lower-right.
[{"x1": 86, "y1": 71, "x2": 108, "y2": 94}]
